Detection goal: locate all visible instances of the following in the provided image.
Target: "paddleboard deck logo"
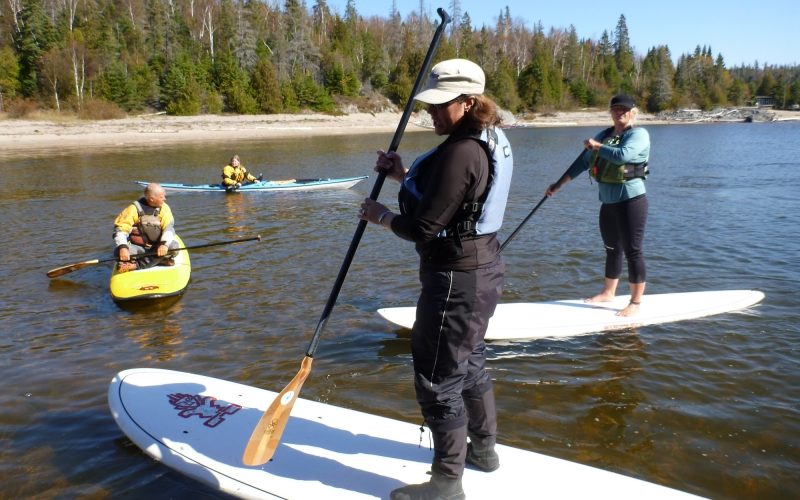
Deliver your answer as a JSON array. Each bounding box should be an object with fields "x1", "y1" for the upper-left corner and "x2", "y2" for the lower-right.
[{"x1": 168, "y1": 393, "x2": 241, "y2": 427}]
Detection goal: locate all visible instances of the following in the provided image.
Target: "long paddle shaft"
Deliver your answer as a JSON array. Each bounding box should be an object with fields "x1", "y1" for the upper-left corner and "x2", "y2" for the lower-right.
[
  {"x1": 46, "y1": 235, "x2": 261, "y2": 278},
  {"x1": 242, "y1": 8, "x2": 452, "y2": 467},
  {"x1": 499, "y1": 151, "x2": 585, "y2": 252}
]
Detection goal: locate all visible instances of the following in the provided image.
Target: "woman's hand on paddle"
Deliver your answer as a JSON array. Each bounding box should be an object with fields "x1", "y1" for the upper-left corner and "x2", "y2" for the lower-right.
[
  {"x1": 359, "y1": 198, "x2": 388, "y2": 224},
  {"x1": 118, "y1": 247, "x2": 131, "y2": 261},
  {"x1": 545, "y1": 174, "x2": 572, "y2": 197},
  {"x1": 375, "y1": 150, "x2": 405, "y2": 183},
  {"x1": 156, "y1": 243, "x2": 168, "y2": 257},
  {"x1": 584, "y1": 138, "x2": 602, "y2": 151}
]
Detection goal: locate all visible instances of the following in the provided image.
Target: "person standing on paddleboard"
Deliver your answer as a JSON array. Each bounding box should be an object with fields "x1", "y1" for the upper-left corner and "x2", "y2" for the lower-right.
[
  {"x1": 545, "y1": 93, "x2": 650, "y2": 317},
  {"x1": 113, "y1": 182, "x2": 179, "y2": 272},
  {"x1": 221, "y1": 154, "x2": 261, "y2": 192},
  {"x1": 360, "y1": 58, "x2": 513, "y2": 500}
]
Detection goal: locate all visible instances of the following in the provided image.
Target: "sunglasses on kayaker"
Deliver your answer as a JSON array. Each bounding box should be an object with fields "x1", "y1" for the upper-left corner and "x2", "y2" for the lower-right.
[{"x1": 428, "y1": 96, "x2": 466, "y2": 110}]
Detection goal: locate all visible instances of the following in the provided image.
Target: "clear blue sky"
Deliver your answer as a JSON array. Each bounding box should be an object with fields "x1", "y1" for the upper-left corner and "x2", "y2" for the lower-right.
[{"x1": 325, "y1": 1, "x2": 798, "y2": 67}]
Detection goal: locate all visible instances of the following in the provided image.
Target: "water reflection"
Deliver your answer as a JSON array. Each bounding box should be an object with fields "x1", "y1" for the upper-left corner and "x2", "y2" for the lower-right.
[
  {"x1": 223, "y1": 193, "x2": 255, "y2": 234},
  {"x1": 119, "y1": 297, "x2": 185, "y2": 361},
  {"x1": 116, "y1": 294, "x2": 185, "y2": 314}
]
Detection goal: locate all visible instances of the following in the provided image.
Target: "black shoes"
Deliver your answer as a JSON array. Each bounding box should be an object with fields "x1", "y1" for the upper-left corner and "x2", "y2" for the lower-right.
[
  {"x1": 465, "y1": 442, "x2": 500, "y2": 472},
  {"x1": 390, "y1": 441, "x2": 499, "y2": 499},
  {"x1": 390, "y1": 473, "x2": 465, "y2": 500}
]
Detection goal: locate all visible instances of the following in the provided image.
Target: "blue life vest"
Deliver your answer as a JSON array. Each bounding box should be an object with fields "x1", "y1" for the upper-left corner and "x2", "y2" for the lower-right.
[
  {"x1": 401, "y1": 127, "x2": 513, "y2": 238},
  {"x1": 472, "y1": 127, "x2": 513, "y2": 235}
]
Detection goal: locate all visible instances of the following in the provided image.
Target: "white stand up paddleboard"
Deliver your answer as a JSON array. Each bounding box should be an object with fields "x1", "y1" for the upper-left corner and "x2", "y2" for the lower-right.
[
  {"x1": 109, "y1": 368, "x2": 703, "y2": 499},
  {"x1": 377, "y1": 290, "x2": 765, "y2": 341}
]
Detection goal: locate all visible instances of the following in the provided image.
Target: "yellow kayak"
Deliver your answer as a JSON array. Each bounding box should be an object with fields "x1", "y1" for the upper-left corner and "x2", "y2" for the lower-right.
[{"x1": 110, "y1": 235, "x2": 191, "y2": 301}]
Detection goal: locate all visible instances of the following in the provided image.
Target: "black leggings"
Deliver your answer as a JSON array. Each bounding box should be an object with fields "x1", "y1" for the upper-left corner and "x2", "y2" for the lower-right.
[{"x1": 599, "y1": 194, "x2": 648, "y2": 283}]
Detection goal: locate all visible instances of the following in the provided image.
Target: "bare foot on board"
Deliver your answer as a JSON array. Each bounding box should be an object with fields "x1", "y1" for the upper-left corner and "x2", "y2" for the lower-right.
[
  {"x1": 616, "y1": 301, "x2": 640, "y2": 317},
  {"x1": 585, "y1": 293, "x2": 615, "y2": 303},
  {"x1": 117, "y1": 261, "x2": 138, "y2": 273}
]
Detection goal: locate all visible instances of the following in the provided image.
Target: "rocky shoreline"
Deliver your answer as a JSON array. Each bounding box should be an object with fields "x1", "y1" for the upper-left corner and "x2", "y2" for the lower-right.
[{"x1": 655, "y1": 107, "x2": 795, "y2": 123}]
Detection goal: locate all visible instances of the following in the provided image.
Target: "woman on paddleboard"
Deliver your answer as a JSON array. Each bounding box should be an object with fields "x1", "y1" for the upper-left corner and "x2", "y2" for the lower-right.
[
  {"x1": 545, "y1": 93, "x2": 650, "y2": 317},
  {"x1": 360, "y1": 58, "x2": 513, "y2": 500}
]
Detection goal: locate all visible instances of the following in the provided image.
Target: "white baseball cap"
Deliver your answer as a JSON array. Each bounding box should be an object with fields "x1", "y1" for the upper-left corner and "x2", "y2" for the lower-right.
[{"x1": 414, "y1": 59, "x2": 485, "y2": 105}]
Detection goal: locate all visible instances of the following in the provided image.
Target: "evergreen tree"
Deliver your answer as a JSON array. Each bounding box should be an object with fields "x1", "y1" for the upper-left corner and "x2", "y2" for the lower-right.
[
  {"x1": 562, "y1": 25, "x2": 581, "y2": 81},
  {"x1": 251, "y1": 56, "x2": 283, "y2": 113},
  {"x1": 14, "y1": 0, "x2": 56, "y2": 97},
  {"x1": 488, "y1": 57, "x2": 520, "y2": 112},
  {"x1": 385, "y1": 46, "x2": 413, "y2": 106},
  {"x1": 161, "y1": 54, "x2": 205, "y2": 114},
  {"x1": 143, "y1": 0, "x2": 169, "y2": 71},
  {"x1": 727, "y1": 78, "x2": 748, "y2": 106},
  {"x1": 291, "y1": 71, "x2": 334, "y2": 111},
  {"x1": 0, "y1": 0, "x2": 796, "y2": 116},
  {"x1": 642, "y1": 46, "x2": 674, "y2": 112},
  {"x1": 756, "y1": 69, "x2": 776, "y2": 97},
  {"x1": 789, "y1": 79, "x2": 800, "y2": 108},
  {"x1": 97, "y1": 59, "x2": 139, "y2": 110},
  {"x1": 457, "y1": 12, "x2": 475, "y2": 60},
  {"x1": 0, "y1": 46, "x2": 21, "y2": 107},
  {"x1": 312, "y1": 0, "x2": 333, "y2": 46},
  {"x1": 614, "y1": 14, "x2": 634, "y2": 84},
  {"x1": 359, "y1": 28, "x2": 388, "y2": 91}
]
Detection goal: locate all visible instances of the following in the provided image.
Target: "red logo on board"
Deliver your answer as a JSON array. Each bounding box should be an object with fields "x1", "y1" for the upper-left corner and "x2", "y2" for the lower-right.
[{"x1": 167, "y1": 393, "x2": 241, "y2": 427}]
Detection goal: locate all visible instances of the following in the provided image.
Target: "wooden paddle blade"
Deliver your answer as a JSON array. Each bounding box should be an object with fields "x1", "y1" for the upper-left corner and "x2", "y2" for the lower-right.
[
  {"x1": 242, "y1": 356, "x2": 313, "y2": 466},
  {"x1": 46, "y1": 259, "x2": 101, "y2": 278}
]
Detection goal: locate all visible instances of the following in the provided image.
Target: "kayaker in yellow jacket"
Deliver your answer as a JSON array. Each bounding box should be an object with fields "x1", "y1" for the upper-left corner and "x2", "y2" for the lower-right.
[
  {"x1": 113, "y1": 182, "x2": 179, "y2": 272},
  {"x1": 222, "y1": 155, "x2": 262, "y2": 191}
]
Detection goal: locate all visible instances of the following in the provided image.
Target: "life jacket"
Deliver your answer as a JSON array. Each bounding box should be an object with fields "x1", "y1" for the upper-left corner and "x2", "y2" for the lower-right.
[
  {"x1": 223, "y1": 165, "x2": 249, "y2": 183},
  {"x1": 590, "y1": 127, "x2": 649, "y2": 184},
  {"x1": 401, "y1": 127, "x2": 513, "y2": 239},
  {"x1": 130, "y1": 200, "x2": 162, "y2": 248}
]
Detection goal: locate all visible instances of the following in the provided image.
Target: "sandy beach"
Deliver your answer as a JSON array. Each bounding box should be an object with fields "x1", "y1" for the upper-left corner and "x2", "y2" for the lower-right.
[{"x1": 2, "y1": 108, "x2": 796, "y2": 159}]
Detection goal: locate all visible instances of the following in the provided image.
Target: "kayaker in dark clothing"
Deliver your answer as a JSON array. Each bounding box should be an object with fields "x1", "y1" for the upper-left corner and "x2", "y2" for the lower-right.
[
  {"x1": 545, "y1": 93, "x2": 650, "y2": 316},
  {"x1": 113, "y1": 182, "x2": 179, "y2": 272},
  {"x1": 359, "y1": 58, "x2": 514, "y2": 500}
]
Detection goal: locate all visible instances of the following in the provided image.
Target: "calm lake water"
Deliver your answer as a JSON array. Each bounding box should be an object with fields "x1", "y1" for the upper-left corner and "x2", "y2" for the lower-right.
[{"x1": 1, "y1": 121, "x2": 798, "y2": 499}]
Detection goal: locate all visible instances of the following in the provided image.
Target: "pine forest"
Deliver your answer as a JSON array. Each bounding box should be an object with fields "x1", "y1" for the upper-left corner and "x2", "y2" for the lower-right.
[{"x1": 1, "y1": 0, "x2": 798, "y2": 118}]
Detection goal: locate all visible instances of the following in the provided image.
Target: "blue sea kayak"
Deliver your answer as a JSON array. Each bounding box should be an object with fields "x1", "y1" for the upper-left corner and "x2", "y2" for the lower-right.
[{"x1": 135, "y1": 176, "x2": 367, "y2": 193}]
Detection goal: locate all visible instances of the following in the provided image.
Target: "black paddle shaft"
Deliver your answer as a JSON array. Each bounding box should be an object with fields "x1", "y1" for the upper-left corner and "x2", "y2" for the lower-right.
[
  {"x1": 306, "y1": 8, "x2": 452, "y2": 357},
  {"x1": 126, "y1": 235, "x2": 262, "y2": 261},
  {"x1": 93, "y1": 235, "x2": 261, "y2": 265},
  {"x1": 499, "y1": 151, "x2": 585, "y2": 252}
]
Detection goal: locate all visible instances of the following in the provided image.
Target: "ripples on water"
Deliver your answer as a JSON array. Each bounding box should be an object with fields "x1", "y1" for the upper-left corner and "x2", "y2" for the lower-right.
[{"x1": 1, "y1": 123, "x2": 798, "y2": 498}]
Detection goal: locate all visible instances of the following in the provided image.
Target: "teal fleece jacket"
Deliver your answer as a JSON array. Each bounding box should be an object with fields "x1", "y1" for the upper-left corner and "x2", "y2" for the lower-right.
[{"x1": 566, "y1": 126, "x2": 650, "y2": 204}]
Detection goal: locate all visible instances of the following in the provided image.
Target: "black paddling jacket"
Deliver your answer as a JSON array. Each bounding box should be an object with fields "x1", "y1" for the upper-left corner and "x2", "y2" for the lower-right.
[{"x1": 390, "y1": 128, "x2": 501, "y2": 272}]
